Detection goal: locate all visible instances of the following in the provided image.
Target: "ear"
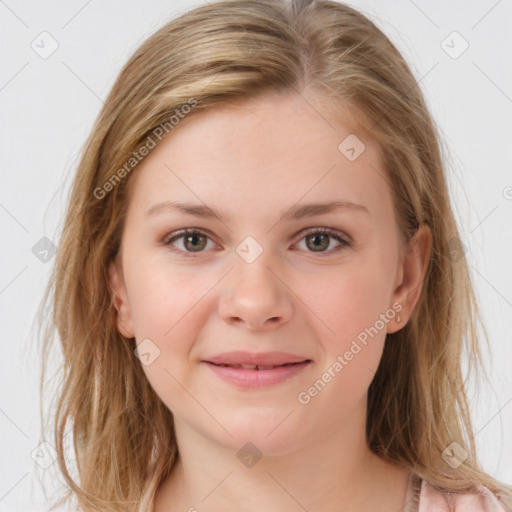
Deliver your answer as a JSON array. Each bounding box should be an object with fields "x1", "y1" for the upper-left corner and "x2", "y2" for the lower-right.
[
  {"x1": 388, "y1": 223, "x2": 432, "y2": 333},
  {"x1": 108, "y1": 258, "x2": 135, "y2": 338}
]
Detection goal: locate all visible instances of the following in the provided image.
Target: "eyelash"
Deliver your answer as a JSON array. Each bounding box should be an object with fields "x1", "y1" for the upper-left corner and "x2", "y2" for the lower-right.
[{"x1": 160, "y1": 227, "x2": 352, "y2": 258}]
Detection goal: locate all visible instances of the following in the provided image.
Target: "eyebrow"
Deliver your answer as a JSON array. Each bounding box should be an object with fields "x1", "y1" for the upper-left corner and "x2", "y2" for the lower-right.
[{"x1": 145, "y1": 200, "x2": 370, "y2": 223}]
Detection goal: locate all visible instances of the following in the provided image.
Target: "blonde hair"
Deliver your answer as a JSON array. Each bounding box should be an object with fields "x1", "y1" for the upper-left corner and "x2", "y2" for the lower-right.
[{"x1": 36, "y1": 0, "x2": 512, "y2": 510}]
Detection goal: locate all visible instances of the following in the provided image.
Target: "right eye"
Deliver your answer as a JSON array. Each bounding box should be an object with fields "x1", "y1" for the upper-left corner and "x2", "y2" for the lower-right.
[{"x1": 162, "y1": 229, "x2": 217, "y2": 257}]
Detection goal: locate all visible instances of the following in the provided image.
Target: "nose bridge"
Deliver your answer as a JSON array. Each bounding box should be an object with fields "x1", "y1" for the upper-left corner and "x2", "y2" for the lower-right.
[{"x1": 218, "y1": 235, "x2": 293, "y2": 329}]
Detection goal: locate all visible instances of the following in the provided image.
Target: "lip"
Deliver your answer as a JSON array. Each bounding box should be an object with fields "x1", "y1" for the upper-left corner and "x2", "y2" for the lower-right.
[
  {"x1": 201, "y1": 351, "x2": 312, "y2": 389},
  {"x1": 203, "y1": 351, "x2": 310, "y2": 366}
]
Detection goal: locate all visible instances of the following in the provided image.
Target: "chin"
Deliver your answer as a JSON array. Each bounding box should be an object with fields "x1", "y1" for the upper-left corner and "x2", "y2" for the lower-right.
[{"x1": 212, "y1": 413, "x2": 305, "y2": 458}]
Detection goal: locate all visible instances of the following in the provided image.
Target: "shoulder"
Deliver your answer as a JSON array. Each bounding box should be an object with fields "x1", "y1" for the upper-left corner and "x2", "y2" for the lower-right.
[{"x1": 419, "y1": 479, "x2": 510, "y2": 512}]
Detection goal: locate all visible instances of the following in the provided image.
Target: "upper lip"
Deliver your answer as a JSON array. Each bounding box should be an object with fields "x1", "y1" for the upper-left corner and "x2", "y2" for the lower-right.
[{"x1": 203, "y1": 351, "x2": 310, "y2": 366}]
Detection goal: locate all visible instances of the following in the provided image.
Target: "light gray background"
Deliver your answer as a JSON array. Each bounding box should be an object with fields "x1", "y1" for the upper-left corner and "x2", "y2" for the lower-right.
[{"x1": 1, "y1": 0, "x2": 511, "y2": 510}]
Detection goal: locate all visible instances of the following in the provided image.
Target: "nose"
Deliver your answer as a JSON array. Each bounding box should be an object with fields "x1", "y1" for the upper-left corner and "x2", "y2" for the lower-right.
[{"x1": 218, "y1": 254, "x2": 294, "y2": 331}]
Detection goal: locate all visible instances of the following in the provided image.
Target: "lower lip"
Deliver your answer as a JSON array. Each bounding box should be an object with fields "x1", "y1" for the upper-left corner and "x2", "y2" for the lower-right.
[{"x1": 203, "y1": 361, "x2": 311, "y2": 389}]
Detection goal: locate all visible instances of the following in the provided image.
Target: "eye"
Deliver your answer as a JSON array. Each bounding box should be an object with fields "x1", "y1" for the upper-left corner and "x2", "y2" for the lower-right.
[
  {"x1": 162, "y1": 229, "x2": 216, "y2": 257},
  {"x1": 294, "y1": 227, "x2": 351, "y2": 256},
  {"x1": 161, "y1": 227, "x2": 351, "y2": 258}
]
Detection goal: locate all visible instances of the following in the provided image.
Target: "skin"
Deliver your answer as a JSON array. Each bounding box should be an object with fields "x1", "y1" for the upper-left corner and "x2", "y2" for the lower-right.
[{"x1": 109, "y1": 89, "x2": 432, "y2": 511}]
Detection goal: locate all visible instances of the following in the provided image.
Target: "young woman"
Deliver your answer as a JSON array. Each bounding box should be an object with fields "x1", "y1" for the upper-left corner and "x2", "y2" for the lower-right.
[{"x1": 38, "y1": 1, "x2": 512, "y2": 510}]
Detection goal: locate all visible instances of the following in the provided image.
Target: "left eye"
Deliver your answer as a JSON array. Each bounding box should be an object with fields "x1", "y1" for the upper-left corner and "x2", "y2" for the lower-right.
[
  {"x1": 295, "y1": 227, "x2": 351, "y2": 255},
  {"x1": 162, "y1": 227, "x2": 351, "y2": 257}
]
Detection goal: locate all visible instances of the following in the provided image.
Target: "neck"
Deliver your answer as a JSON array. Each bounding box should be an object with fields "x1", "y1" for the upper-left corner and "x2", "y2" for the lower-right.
[{"x1": 153, "y1": 400, "x2": 409, "y2": 511}]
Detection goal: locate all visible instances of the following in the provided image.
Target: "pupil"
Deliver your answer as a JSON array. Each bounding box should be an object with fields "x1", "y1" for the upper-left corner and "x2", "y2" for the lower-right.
[
  {"x1": 185, "y1": 234, "x2": 205, "y2": 251},
  {"x1": 308, "y1": 233, "x2": 328, "y2": 251}
]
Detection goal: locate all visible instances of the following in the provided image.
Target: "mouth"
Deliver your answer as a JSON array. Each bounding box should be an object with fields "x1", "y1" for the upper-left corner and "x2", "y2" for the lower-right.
[
  {"x1": 208, "y1": 361, "x2": 310, "y2": 371},
  {"x1": 202, "y1": 359, "x2": 312, "y2": 388}
]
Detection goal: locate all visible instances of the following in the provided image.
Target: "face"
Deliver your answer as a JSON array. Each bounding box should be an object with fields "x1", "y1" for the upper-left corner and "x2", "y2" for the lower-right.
[{"x1": 109, "y1": 90, "x2": 431, "y2": 455}]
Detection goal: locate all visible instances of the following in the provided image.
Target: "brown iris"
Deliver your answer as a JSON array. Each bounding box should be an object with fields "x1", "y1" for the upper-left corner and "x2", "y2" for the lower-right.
[
  {"x1": 306, "y1": 233, "x2": 330, "y2": 252},
  {"x1": 183, "y1": 232, "x2": 207, "y2": 252}
]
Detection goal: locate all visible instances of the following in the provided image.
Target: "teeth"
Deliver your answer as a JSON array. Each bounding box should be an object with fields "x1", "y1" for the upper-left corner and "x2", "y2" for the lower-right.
[
  {"x1": 222, "y1": 364, "x2": 280, "y2": 370},
  {"x1": 214, "y1": 362, "x2": 304, "y2": 370}
]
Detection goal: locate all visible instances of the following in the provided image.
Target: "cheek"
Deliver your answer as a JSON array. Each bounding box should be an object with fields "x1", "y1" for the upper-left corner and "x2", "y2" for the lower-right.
[
  {"x1": 295, "y1": 268, "x2": 390, "y2": 417},
  {"x1": 306, "y1": 261, "x2": 393, "y2": 347},
  {"x1": 125, "y1": 264, "x2": 214, "y2": 412},
  {"x1": 124, "y1": 255, "x2": 230, "y2": 358},
  {"x1": 295, "y1": 256, "x2": 395, "y2": 408},
  {"x1": 125, "y1": 256, "x2": 209, "y2": 339}
]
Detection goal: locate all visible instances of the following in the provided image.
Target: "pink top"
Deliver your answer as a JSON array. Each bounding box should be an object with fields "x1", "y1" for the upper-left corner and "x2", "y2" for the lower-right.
[{"x1": 405, "y1": 472, "x2": 510, "y2": 512}]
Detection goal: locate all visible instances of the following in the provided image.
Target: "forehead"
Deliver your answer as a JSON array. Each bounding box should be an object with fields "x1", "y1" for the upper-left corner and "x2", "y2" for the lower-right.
[{"x1": 126, "y1": 90, "x2": 390, "y2": 221}]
